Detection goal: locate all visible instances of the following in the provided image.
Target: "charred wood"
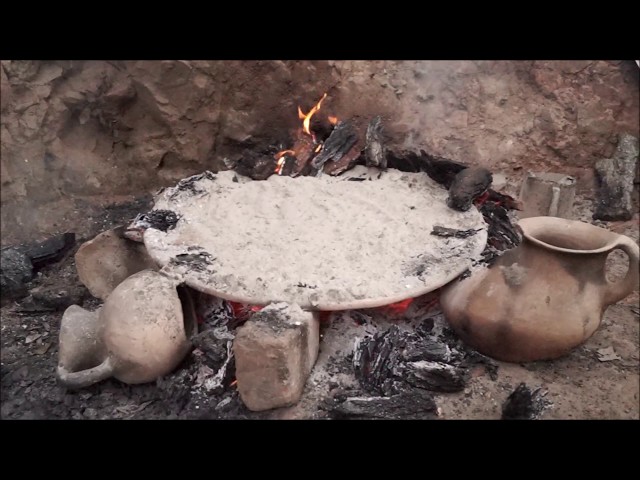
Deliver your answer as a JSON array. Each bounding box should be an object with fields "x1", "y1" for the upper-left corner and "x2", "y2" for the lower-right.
[
  {"x1": 501, "y1": 383, "x2": 551, "y2": 420},
  {"x1": 323, "y1": 388, "x2": 438, "y2": 420},
  {"x1": 364, "y1": 116, "x2": 387, "y2": 169},
  {"x1": 431, "y1": 226, "x2": 482, "y2": 238},
  {"x1": 311, "y1": 121, "x2": 359, "y2": 170},
  {"x1": 402, "y1": 360, "x2": 468, "y2": 393}
]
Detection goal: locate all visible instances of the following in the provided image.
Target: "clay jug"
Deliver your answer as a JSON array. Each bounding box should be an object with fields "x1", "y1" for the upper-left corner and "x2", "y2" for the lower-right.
[
  {"x1": 57, "y1": 270, "x2": 197, "y2": 389},
  {"x1": 440, "y1": 217, "x2": 639, "y2": 362}
]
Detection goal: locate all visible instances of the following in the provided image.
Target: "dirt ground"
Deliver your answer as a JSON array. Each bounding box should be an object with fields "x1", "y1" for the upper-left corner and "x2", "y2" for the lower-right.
[{"x1": 1, "y1": 187, "x2": 638, "y2": 420}]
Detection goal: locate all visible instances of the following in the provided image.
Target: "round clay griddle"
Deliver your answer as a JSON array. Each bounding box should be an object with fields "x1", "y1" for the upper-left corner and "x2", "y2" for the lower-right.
[{"x1": 144, "y1": 166, "x2": 488, "y2": 310}]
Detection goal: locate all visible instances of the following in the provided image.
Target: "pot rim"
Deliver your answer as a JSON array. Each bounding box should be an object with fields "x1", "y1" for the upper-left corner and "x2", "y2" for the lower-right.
[{"x1": 519, "y1": 217, "x2": 619, "y2": 255}]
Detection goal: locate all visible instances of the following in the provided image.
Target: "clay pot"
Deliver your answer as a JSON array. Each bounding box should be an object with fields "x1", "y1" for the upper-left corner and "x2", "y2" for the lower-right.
[
  {"x1": 75, "y1": 227, "x2": 158, "y2": 301},
  {"x1": 56, "y1": 270, "x2": 197, "y2": 389},
  {"x1": 440, "y1": 217, "x2": 639, "y2": 362}
]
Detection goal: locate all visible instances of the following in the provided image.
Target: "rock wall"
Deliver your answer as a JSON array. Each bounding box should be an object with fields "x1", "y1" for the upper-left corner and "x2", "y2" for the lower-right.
[{"x1": 1, "y1": 60, "x2": 638, "y2": 245}]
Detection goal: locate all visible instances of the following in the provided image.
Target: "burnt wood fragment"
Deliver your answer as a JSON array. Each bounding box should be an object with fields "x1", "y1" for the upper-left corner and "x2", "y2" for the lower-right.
[
  {"x1": 364, "y1": 116, "x2": 387, "y2": 169},
  {"x1": 353, "y1": 326, "x2": 406, "y2": 395},
  {"x1": 480, "y1": 202, "x2": 522, "y2": 252},
  {"x1": 431, "y1": 226, "x2": 481, "y2": 238},
  {"x1": 403, "y1": 360, "x2": 468, "y2": 393},
  {"x1": 501, "y1": 383, "x2": 551, "y2": 420},
  {"x1": 311, "y1": 121, "x2": 358, "y2": 170},
  {"x1": 324, "y1": 388, "x2": 438, "y2": 419},
  {"x1": 402, "y1": 338, "x2": 452, "y2": 363},
  {"x1": 231, "y1": 151, "x2": 278, "y2": 180}
]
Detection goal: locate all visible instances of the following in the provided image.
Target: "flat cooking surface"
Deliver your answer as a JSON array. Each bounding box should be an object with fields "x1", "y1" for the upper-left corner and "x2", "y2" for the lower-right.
[{"x1": 144, "y1": 166, "x2": 488, "y2": 310}]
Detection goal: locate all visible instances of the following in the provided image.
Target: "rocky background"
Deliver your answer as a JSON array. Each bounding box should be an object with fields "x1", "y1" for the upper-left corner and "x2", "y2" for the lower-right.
[{"x1": 1, "y1": 60, "x2": 638, "y2": 246}]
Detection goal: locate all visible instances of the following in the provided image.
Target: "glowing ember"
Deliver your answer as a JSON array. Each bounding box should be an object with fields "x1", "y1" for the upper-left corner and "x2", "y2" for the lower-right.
[
  {"x1": 275, "y1": 157, "x2": 286, "y2": 175},
  {"x1": 298, "y1": 92, "x2": 327, "y2": 140},
  {"x1": 229, "y1": 301, "x2": 264, "y2": 320},
  {"x1": 314, "y1": 144, "x2": 322, "y2": 153},
  {"x1": 328, "y1": 116, "x2": 338, "y2": 125},
  {"x1": 382, "y1": 298, "x2": 415, "y2": 315}
]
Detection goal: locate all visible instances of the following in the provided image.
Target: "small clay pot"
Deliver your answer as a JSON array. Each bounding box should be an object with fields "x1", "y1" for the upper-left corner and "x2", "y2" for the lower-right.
[{"x1": 56, "y1": 270, "x2": 197, "y2": 389}]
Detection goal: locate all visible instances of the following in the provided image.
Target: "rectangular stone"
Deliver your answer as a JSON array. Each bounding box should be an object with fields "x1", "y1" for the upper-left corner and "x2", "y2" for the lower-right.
[{"x1": 233, "y1": 302, "x2": 319, "y2": 411}]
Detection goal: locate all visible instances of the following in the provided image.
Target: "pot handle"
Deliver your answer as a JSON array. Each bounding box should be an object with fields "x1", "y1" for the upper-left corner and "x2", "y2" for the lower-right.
[
  {"x1": 56, "y1": 357, "x2": 114, "y2": 390},
  {"x1": 604, "y1": 236, "x2": 640, "y2": 305}
]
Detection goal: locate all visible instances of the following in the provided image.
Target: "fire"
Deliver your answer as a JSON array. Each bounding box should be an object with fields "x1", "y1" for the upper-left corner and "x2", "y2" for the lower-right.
[
  {"x1": 274, "y1": 150, "x2": 295, "y2": 175},
  {"x1": 328, "y1": 116, "x2": 338, "y2": 125},
  {"x1": 275, "y1": 149, "x2": 296, "y2": 160},
  {"x1": 298, "y1": 92, "x2": 327, "y2": 139},
  {"x1": 314, "y1": 144, "x2": 322, "y2": 153}
]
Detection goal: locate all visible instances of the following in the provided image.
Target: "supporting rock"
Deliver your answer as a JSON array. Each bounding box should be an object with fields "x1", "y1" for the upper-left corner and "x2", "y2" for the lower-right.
[
  {"x1": 593, "y1": 134, "x2": 639, "y2": 221},
  {"x1": 233, "y1": 302, "x2": 320, "y2": 411}
]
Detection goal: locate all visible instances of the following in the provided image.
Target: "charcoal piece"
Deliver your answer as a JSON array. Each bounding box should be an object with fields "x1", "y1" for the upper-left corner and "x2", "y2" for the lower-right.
[
  {"x1": 24, "y1": 232, "x2": 76, "y2": 268},
  {"x1": 593, "y1": 134, "x2": 639, "y2": 221},
  {"x1": 0, "y1": 247, "x2": 33, "y2": 304},
  {"x1": 501, "y1": 383, "x2": 551, "y2": 420},
  {"x1": 461, "y1": 350, "x2": 499, "y2": 381},
  {"x1": 191, "y1": 329, "x2": 235, "y2": 387},
  {"x1": 480, "y1": 202, "x2": 522, "y2": 252},
  {"x1": 311, "y1": 121, "x2": 358, "y2": 169},
  {"x1": 448, "y1": 166, "x2": 493, "y2": 212},
  {"x1": 323, "y1": 140, "x2": 364, "y2": 176},
  {"x1": 231, "y1": 151, "x2": 278, "y2": 180},
  {"x1": 353, "y1": 326, "x2": 406, "y2": 395},
  {"x1": 431, "y1": 226, "x2": 481, "y2": 238},
  {"x1": 403, "y1": 360, "x2": 468, "y2": 393},
  {"x1": 323, "y1": 389, "x2": 438, "y2": 419},
  {"x1": 167, "y1": 171, "x2": 217, "y2": 198},
  {"x1": 402, "y1": 339, "x2": 452, "y2": 363},
  {"x1": 128, "y1": 210, "x2": 179, "y2": 239},
  {"x1": 169, "y1": 249, "x2": 215, "y2": 272},
  {"x1": 364, "y1": 116, "x2": 387, "y2": 169}
]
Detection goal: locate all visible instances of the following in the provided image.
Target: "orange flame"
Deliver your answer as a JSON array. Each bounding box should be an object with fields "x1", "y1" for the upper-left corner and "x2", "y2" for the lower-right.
[
  {"x1": 275, "y1": 157, "x2": 286, "y2": 175},
  {"x1": 328, "y1": 116, "x2": 338, "y2": 125},
  {"x1": 275, "y1": 149, "x2": 295, "y2": 160},
  {"x1": 298, "y1": 93, "x2": 327, "y2": 137},
  {"x1": 315, "y1": 144, "x2": 322, "y2": 153}
]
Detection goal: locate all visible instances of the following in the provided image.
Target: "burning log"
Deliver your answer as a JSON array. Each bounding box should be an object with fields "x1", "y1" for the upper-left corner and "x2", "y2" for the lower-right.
[
  {"x1": 289, "y1": 134, "x2": 317, "y2": 177},
  {"x1": 364, "y1": 116, "x2": 387, "y2": 169},
  {"x1": 311, "y1": 121, "x2": 359, "y2": 170},
  {"x1": 322, "y1": 139, "x2": 365, "y2": 176}
]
